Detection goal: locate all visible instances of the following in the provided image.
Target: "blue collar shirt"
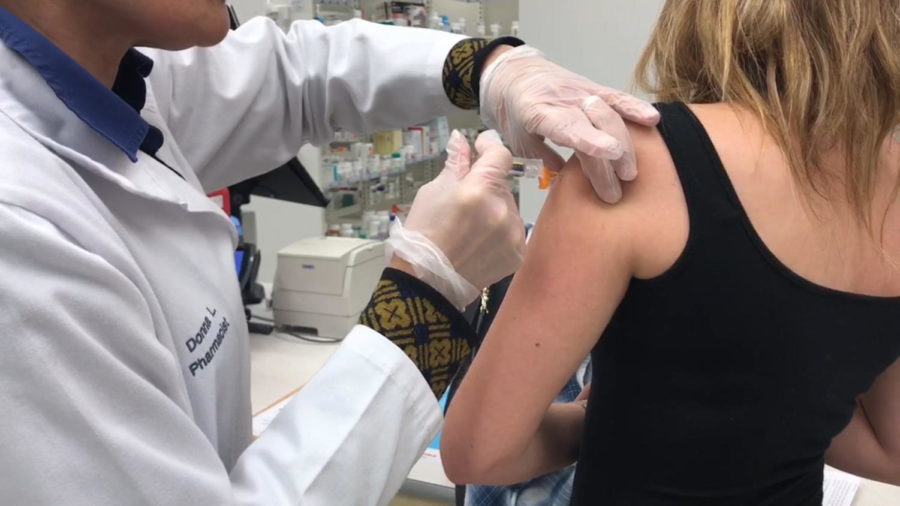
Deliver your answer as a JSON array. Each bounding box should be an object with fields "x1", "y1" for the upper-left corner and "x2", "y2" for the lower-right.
[{"x1": 0, "y1": 5, "x2": 164, "y2": 162}]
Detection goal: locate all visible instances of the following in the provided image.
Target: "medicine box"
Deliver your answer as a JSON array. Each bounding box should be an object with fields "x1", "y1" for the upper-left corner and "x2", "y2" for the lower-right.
[{"x1": 374, "y1": 129, "x2": 404, "y2": 155}]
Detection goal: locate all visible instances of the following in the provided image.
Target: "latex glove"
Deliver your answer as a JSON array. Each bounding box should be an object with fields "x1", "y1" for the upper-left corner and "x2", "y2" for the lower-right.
[
  {"x1": 387, "y1": 130, "x2": 525, "y2": 309},
  {"x1": 480, "y1": 45, "x2": 661, "y2": 203}
]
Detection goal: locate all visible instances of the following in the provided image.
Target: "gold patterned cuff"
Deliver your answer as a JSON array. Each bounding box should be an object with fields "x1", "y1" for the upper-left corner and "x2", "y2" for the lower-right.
[
  {"x1": 359, "y1": 268, "x2": 475, "y2": 398},
  {"x1": 442, "y1": 38, "x2": 489, "y2": 110},
  {"x1": 442, "y1": 37, "x2": 526, "y2": 110}
]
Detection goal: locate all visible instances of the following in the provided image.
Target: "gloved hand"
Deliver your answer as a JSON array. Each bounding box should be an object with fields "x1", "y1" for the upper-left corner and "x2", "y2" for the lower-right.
[
  {"x1": 387, "y1": 130, "x2": 525, "y2": 310},
  {"x1": 480, "y1": 45, "x2": 661, "y2": 203}
]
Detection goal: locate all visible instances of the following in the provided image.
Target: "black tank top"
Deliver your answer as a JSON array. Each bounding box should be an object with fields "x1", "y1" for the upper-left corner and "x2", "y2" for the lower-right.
[{"x1": 571, "y1": 102, "x2": 900, "y2": 505}]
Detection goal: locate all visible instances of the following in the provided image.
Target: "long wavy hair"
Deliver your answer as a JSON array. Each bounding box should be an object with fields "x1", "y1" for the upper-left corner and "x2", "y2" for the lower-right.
[{"x1": 636, "y1": 0, "x2": 900, "y2": 232}]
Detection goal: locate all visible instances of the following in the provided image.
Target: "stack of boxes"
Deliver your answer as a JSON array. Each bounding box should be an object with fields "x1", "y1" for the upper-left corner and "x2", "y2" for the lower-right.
[
  {"x1": 324, "y1": 117, "x2": 452, "y2": 188},
  {"x1": 400, "y1": 117, "x2": 451, "y2": 162}
]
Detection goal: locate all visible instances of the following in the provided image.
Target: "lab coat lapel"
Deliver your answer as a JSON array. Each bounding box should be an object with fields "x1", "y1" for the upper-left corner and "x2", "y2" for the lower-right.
[{"x1": 0, "y1": 43, "x2": 236, "y2": 245}]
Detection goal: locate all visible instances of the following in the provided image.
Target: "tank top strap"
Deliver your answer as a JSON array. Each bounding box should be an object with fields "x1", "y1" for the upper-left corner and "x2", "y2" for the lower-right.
[{"x1": 653, "y1": 101, "x2": 744, "y2": 238}]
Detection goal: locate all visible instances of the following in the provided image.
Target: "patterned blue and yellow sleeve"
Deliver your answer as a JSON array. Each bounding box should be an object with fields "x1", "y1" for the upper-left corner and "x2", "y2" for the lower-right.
[{"x1": 359, "y1": 268, "x2": 476, "y2": 399}]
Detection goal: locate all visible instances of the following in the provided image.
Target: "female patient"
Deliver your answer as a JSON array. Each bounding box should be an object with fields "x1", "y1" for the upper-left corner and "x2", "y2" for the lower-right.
[{"x1": 442, "y1": 1, "x2": 900, "y2": 504}]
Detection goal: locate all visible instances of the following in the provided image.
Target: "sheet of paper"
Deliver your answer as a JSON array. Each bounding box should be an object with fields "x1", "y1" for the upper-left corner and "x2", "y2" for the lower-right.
[
  {"x1": 406, "y1": 447, "x2": 453, "y2": 488},
  {"x1": 823, "y1": 467, "x2": 861, "y2": 506},
  {"x1": 252, "y1": 394, "x2": 295, "y2": 437}
]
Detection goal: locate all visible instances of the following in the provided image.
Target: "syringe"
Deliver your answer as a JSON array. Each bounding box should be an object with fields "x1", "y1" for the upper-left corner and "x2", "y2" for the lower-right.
[
  {"x1": 510, "y1": 158, "x2": 543, "y2": 179},
  {"x1": 511, "y1": 157, "x2": 558, "y2": 189}
]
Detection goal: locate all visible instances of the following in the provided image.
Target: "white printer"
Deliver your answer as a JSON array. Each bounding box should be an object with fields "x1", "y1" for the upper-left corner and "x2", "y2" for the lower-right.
[{"x1": 272, "y1": 237, "x2": 386, "y2": 339}]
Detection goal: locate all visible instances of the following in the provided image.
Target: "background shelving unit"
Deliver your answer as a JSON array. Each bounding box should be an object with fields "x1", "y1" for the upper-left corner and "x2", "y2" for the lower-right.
[
  {"x1": 317, "y1": 0, "x2": 519, "y2": 235},
  {"x1": 228, "y1": 0, "x2": 520, "y2": 280}
]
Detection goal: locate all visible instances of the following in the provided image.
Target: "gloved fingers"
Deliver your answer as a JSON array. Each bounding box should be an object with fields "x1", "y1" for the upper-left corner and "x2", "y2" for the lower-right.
[
  {"x1": 610, "y1": 148, "x2": 637, "y2": 183},
  {"x1": 583, "y1": 97, "x2": 637, "y2": 181},
  {"x1": 515, "y1": 135, "x2": 567, "y2": 173},
  {"x1": 469, "y1": 130, "x2": 514, "y2": 180},
  {"x1": 442, "y1": 130, "x2": 473, "y2": 180},
  {"x1": 592, "y1": 88, "x2": 660, "y2": 126},
  {"x1": 576, "y1": 151, "x2": 623, "y2": 204},
  {"x1": 474, "y1": 129, "x2": 507, "y2": 155},
  {"x1": 529, "y1": 105, "x2": 625, "y2": 160},
  {"x1": 475, "y1": 129, "x2": 504, "y2": 148}
]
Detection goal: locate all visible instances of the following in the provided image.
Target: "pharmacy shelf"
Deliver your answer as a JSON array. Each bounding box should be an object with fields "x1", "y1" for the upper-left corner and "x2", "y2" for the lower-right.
[
  {"x1": 325, "y1": 203, "x2": 363, "y2": 220},
  {"x1": 325, "y1": 199, "x2": 400, "y2": 225},
  {"x1": 315, "y1": 3, "x2": 355, "y2": 12},
  {"x1": 314, "y1": 3, "x2": 360, "y2": 24},
  {"x1": 317, "y1": 0, "x2": 518, "y2": 230},
  {"x1": 429, "y1": 0, "x2": 482, "y2": 35}
]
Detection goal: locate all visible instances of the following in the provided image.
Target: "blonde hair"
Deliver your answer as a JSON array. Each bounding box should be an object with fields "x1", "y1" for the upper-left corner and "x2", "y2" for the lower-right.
[{"x1": 636, "y1": 0, "x2": 900, "y2": 229}]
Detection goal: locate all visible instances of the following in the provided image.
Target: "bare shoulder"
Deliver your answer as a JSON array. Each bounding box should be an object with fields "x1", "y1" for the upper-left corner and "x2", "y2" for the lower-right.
[
  {"x1": 546, "y1": 120, "x2": 688, "y2": 280},
  {"x1": 686, "y1": 103, "x2": 776, "y2": 178}
]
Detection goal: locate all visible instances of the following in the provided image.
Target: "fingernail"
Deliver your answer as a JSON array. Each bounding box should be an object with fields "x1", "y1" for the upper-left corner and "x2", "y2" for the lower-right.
[
  {"x1": 600, "y1": 183, "x2": 622, "y2": 203},
  {"x1": 613, "y1": 156, "x2": 637, "y2": 181},
  {"x1": 607, "y1": 142, "x2": 625, "y2": 159},
  {"x1": 581, "y1": 95, "x2": 601, "y2": 111},
  {"x1": 479, "y1": 129, "x2": 504, "y2": 144},
  {"x1": 576, "y1": 136, "x2": 623, "y2": 159},
  {"x1": 448, "y1": 129, "x2": 465, "y2": 146},
  {"x1": 596, "y1": 138, "x2": 624, "y2": 159},
  {"x1": 618, "y1": 168, "x2": 637, "y2": 182},
  {"x1": 640, "y1": 105, "x2": 661, "y2": 121}
]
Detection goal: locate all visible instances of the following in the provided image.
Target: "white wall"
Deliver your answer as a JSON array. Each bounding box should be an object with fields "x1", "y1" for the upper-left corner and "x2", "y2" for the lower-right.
[
  {"x1": 243, "y1": 145, "x2": 325, "y2": 285},
  {"x1": 517, "y1": 0, "x2": 664, "y2": 223},
  {"x1": 226, "y1": 1, "x2": 326, "y2": 285},
  {"x1": 230, "y1": 0, "x2": 268, "y2": 22},
  {"x1": 484, "y1": 0, "x2": 519, "y2": 35}
]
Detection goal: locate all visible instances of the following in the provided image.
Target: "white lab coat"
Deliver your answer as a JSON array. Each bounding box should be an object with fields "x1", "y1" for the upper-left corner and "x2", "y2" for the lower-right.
[{"x1": 0, "y1": 17, "x2": 464, "y2": 505}]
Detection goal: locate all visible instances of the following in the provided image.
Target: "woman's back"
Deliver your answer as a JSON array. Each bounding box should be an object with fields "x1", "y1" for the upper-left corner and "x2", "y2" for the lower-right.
[
  {"x1": 569, "y1": 101, "x2": 900, "y2": 504},
  {"x1": 685, "y1": 104, "x2": 900, "y2": 297},
  {"x1": 618, "y1": 101, "x2": 900, "y2": 298}
]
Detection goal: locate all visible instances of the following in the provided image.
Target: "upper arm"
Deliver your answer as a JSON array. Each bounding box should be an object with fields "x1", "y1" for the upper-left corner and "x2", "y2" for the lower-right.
[
  {"x1": 441, "y1": 123, "x2": 687, "y2": 482},
  {"x1": 860, "y1": 357, "x2": 900, "y2": 455},
  {"x1": 440, "y1": 164, "x2": 633, "y2": 482},
  {"x1": 825, "y1": 357, "x2": 900, "y2": 484}
]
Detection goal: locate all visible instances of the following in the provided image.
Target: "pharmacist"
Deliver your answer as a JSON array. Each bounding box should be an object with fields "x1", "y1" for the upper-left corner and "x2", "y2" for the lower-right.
[{"x1": 0, "y1": 1, "x2": 659, "y2": 504}]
